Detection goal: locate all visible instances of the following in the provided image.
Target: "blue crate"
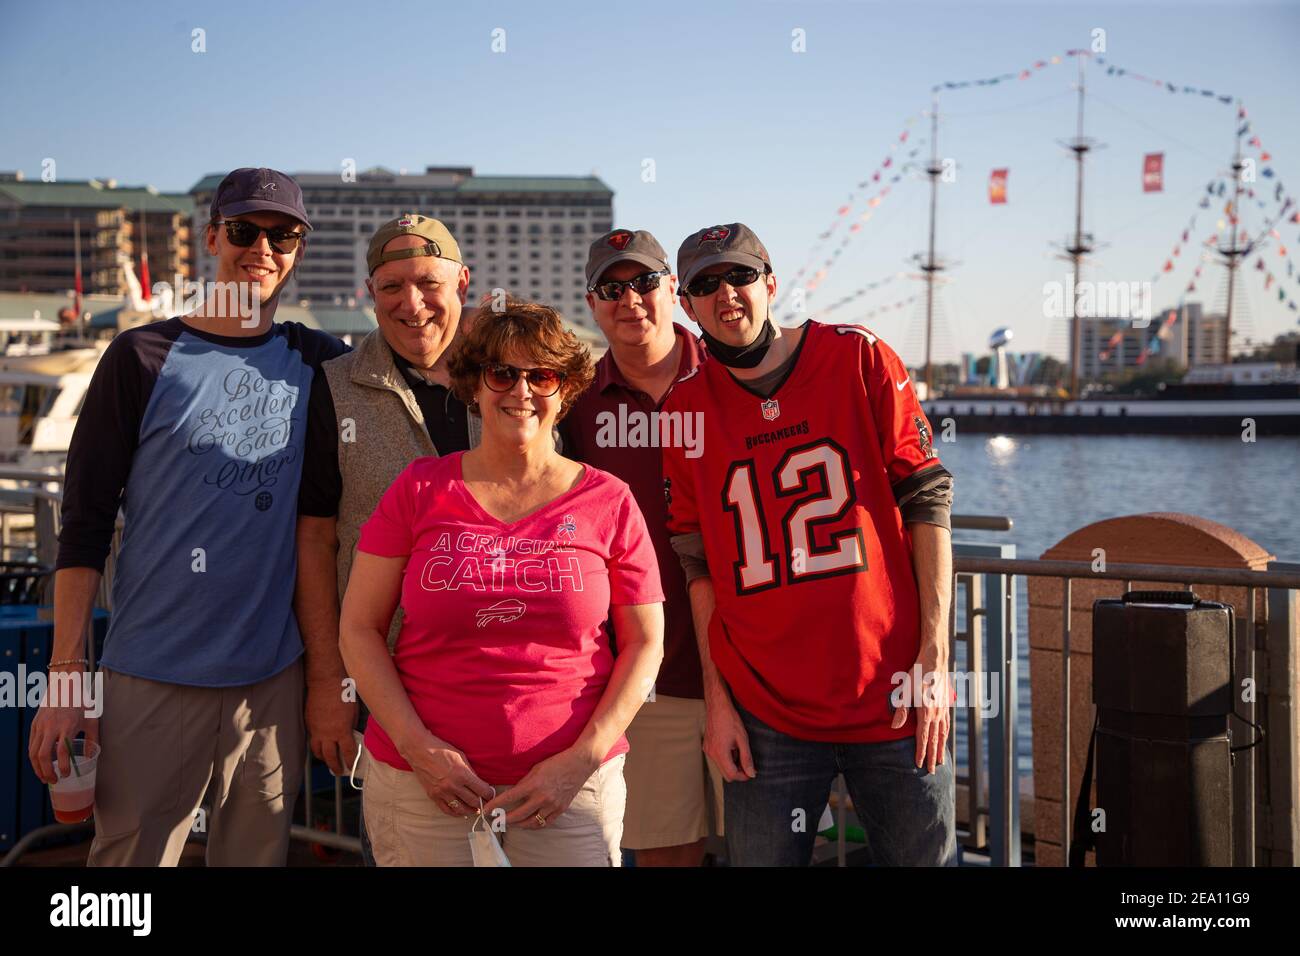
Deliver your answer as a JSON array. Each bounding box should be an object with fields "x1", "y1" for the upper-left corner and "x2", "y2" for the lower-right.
[{"x1": 0, "y1": 606, "x2": 109, "y2": 851}]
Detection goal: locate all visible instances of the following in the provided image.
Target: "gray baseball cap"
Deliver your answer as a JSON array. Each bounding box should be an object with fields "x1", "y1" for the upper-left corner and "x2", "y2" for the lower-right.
[
  {"x1": 585, "y1": 229, "x2": 670, "y2": 288},
  {"x1": 676, "y1": 222, "x2": 771, "y2": 289}
]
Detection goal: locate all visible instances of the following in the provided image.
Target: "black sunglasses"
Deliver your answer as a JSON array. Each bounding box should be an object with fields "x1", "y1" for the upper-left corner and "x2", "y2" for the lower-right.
[
  {"x1": 683, "y1": 266, "x2": 764, "y2": 297},
  {"x1": 214, "y1": 219, "x2": 306, "y2": 254},
  {"x1": 590, "y1": 269, "x2": 670, "y2": 302},
  {"x1": 481, "y1": 363, "x2": 566, "y2": 397}
]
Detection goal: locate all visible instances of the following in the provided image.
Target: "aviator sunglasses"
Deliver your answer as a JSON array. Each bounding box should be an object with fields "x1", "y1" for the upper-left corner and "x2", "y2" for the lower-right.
[
  {"x1": 683, "y1": 265, "x2": 765, "y2": 298},
  {"x1": 590, "y1": 269, "x2": 670, "y2": 302},
  {"x1": 481, "y1": 363, "x2": 566, "y2": 397},
  {"x1": 214, "y1": 219, "x2": 306, "y2": 254}
]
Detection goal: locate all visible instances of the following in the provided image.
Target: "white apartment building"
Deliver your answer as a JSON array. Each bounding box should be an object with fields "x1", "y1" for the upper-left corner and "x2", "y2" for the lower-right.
[
  {"x1": 1079, "y1": 302, "x2": 1228, "y2": 378},
  {"x1": 189, "y1": 166, "x2": 614, "y2": 330}
]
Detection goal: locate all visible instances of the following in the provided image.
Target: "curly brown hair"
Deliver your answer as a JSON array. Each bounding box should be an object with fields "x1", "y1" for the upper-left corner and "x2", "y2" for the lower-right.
[{"x1": 447, "y1": 297, "x2": 595, "y2": 421}]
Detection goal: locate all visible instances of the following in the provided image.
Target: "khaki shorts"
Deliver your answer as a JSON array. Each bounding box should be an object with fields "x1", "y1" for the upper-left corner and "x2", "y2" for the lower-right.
[
  {"x1": 622, "y1": 694, "x2": 724, "y2": 850},
  {"x1": 363, "y1": 750, "x2": 626, "y2": 867}
]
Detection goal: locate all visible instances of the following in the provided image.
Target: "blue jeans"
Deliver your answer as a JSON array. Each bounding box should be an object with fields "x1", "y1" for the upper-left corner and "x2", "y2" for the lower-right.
[{"x1": 724, "y1": 702, "x2": 956, "y2": 866}]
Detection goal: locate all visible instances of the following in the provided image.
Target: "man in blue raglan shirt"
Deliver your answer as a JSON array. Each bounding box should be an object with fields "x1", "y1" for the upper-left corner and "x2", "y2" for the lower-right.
[{"x1": 27, "y1": 168, "x2": 352, "y2": 866}]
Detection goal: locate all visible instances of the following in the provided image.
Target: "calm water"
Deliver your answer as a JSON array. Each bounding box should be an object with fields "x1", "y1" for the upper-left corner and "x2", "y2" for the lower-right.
[{"x1": 939, "y1": 435, "x2": 1300, "y2": 782}]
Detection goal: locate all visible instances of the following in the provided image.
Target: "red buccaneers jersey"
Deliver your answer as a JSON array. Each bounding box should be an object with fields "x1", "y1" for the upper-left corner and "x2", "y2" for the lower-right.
[{"x1": 661, "y1": 320, "x2": 945, "y2": 742}]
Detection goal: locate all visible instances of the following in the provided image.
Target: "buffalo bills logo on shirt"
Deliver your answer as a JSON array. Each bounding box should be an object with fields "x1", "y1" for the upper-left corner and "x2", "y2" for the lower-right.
[
  {"x1": 699, "y1": 226, "x2": 730, "y2": 245},
  {"x1": 556, "y1": 514, "x2": 577, "y2": 540},
  {"x1": 476, "y1": 599, "x2": 527, "y2": 627},
  {"x1": 761, "y1": 398, "x2": 781, "y2": 421},
  {"x1": 607, "y1": 230, "x2": 634, "y2": 250},
  {"x1": 914, "y1": 415, "x2": 934, "y2": 459}
]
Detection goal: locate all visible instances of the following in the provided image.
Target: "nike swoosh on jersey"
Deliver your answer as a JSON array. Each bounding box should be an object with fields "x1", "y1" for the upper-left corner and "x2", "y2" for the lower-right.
[{"x1": 896, "y1": 378, "x2": 910, "y2": 390}]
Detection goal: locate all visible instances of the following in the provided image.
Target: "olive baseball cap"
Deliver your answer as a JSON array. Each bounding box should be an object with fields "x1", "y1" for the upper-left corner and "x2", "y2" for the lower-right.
[
  {"x1": 585, "y1": 228, "x2": 671, "y2": 288},
  {"x1": 676, "y1": 222, "x2": 772, "y2": 289},
  {"x1": 367, "y1": 214, "x2": 463, "y2": 276}
]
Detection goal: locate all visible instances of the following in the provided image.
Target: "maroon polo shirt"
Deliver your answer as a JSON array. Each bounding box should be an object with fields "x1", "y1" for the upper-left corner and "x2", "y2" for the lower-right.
[{"x1": 561, "y1": 324, "x2": 707, "y2": 700}]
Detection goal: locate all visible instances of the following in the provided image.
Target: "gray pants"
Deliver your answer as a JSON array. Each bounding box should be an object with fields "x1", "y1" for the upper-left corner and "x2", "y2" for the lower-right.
[{"x1": 87, "y1": 658, "x2": 305, "y2": 867}]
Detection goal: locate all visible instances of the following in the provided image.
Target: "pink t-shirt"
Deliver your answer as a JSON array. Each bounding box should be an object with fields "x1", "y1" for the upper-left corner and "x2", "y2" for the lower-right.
[{"x1": 356, "y1": 452, "x2": 664, "y2": 785}]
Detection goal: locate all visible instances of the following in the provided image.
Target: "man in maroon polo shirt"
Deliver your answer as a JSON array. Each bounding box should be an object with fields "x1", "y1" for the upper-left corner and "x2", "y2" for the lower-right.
[{"x1": 559, "y1": 228, "x2": 719, "y2": 867}]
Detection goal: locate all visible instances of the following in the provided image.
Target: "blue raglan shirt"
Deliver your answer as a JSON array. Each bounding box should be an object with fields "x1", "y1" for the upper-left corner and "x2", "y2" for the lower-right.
[{"x1": 56, "y1": 317, "x2": 349, "y2": 686}]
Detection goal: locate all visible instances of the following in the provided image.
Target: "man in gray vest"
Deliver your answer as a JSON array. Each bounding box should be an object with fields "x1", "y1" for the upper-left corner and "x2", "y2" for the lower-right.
[{"x1": 296, "y1": 215, "x2": 474, "y2": 794}]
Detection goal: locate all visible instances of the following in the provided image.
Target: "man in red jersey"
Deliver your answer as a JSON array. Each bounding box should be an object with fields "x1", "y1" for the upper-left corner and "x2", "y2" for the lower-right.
[{"x1": 662, "y1": 222, "x2": 956, "y2": 866}]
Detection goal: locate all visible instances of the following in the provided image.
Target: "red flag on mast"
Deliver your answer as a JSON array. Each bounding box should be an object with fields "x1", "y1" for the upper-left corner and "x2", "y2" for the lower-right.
[
  {"x1": 138, "y1": 210, "x2": 151, "y2": 302},
  {"x1": 73, "y1": 219, "x2": 83, "y2": 317},
  {"x1": 989, "y1": 169, "x2": 1008, "y2": 204},
  {"x1": 1143, "y1": 153, "x2": 1164, "y2": 192}
]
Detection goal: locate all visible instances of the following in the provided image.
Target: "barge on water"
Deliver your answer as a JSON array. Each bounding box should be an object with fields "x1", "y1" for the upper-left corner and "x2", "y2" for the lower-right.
[{"x1": 922, "y1": 367, "x2": 1300, "y2": 436}]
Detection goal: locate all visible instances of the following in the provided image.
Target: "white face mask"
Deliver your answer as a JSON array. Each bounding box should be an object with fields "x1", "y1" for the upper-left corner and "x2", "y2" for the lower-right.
[
  {"x1": 348, "y1": 731, "x2": 368, "y2": 791},
  {"x1": 469, "y1": 794, "x2": 511, "y2": 867}
]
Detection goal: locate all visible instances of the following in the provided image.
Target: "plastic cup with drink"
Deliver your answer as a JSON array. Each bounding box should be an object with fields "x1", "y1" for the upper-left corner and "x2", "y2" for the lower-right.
[{"x1": 49, "y1": 736, "x2": 99, "y2": 824}]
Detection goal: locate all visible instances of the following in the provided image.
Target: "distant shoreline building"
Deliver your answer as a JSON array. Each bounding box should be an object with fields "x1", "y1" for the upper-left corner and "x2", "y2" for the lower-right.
[
  {"x1": 1080, "y1": 302, "x2": 1227, "y2": 378},
  {"x1": 0, "y1": 172, "x2": 193, "y2": 300},
  {"x1": 189, "y1": 166, "x2": 614, "y2": 330}
]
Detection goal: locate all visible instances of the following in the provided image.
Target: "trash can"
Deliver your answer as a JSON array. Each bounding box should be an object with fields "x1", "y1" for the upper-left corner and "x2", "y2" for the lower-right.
[
  {"x1": 1089, "y1": 590, "x2": 1234, "y2": 866},
  {"x1": 0, "y1": 562, "x2": 51, "y2": 606}
]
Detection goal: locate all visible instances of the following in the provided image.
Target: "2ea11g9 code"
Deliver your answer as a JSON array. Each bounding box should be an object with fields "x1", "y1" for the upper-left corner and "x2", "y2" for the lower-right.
[
  {"x1": 1189, "y1": 892, "x2": 1250, "y2": 905},
  {"x1": 1122, "y1": 892, "x2": 1250, "y2": 906}
]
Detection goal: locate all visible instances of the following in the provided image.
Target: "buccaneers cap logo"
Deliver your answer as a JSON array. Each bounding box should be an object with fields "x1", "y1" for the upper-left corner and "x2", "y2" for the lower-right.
[
  {"x1": 607, "y1": 230, "x2": 634, "y2": 250},
  {"x1": 699, "y1": 226, "x2": 730, "y2": 245}
]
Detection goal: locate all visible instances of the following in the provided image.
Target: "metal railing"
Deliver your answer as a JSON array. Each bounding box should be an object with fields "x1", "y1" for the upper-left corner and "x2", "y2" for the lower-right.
[
  {"x1": 7, "y1": 482, "x2": 1296, "y2": 867},
  {"x1": 950, "y1": 515, "x2": 1019, "y2": 866},
  {"x1": 952, "y1": 552, "x2": 1300, "y2": 866}
]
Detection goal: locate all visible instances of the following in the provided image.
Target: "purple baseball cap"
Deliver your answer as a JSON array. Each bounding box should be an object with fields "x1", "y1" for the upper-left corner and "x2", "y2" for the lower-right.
[{"x1": 209, "y1": 167, "x2": 312, "y2": 230}]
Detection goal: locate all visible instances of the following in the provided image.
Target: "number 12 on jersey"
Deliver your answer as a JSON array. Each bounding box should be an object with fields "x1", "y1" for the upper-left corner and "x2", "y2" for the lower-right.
[{"x1": 721, "y1": 439, "x2": 867, "y2": 595}]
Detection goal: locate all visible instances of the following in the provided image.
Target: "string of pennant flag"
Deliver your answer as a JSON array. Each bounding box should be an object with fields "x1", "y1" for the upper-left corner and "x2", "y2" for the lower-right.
[
  {"x1": 1088, "y1": 57, "x2": 1299, "y2": 318},
  {"x1": 781, "y1": 49, "x2": 1091, "y2": 317},
  {"x1": 807, "y1": 272, "x2": 903, "y2": 319},
  {"x1": 1092, "y1": 56, "x2": 1237, "y2": 105},
  {"x1": 1100, "y1": 195, "x2": 1216, "y2": 362},
  {"x1": 1106, "y1": 181, "x2": 1299, "y2": 362},
  {"x1": 930, "y1": 49, "x2": 1089, "y2": 93},
  {"x1": 784, "y1": 47, "x2": 1299, "y2": 326},
  {"x1": 780, "y1": 122, "x2": 924, "y2": 309},
  {"x1": 852, "y1": 293, "x2": 921, "y2": 324}
]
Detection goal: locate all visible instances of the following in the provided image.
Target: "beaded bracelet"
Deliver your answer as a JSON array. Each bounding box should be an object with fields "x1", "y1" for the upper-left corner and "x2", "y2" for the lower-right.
[{"x1": 49, "y1": 657, "x2": 89, "y2": 668}]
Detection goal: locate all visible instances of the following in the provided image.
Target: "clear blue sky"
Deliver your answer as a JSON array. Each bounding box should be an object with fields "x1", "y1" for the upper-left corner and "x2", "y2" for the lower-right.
[{"x1": 3, "y1": 0, "x2": 1297, "y2": 363}]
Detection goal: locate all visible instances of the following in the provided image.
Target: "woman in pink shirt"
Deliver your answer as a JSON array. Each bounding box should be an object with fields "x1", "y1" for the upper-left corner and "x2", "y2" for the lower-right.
[{"x1": 339, "y1": 300, "x2": 665, "y2": 866}]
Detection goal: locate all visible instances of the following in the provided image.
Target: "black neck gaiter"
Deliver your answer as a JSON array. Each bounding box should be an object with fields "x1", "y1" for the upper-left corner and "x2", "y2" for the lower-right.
[{"x1": 699, "y1": 317, "x2": 776, "y2": 369}]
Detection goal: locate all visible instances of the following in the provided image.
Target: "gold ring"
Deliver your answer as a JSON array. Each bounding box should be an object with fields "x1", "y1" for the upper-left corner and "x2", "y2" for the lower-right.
[
  {"x1": 535, "y1": 812, "x2": 547, "y2": 827},
  {"x1": 448, "y1": 799, "x2": 461, "y2": 810}
]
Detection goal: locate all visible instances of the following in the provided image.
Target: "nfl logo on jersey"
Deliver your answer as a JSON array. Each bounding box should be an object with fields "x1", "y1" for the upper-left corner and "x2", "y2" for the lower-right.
[{"x1": 761, "y1": 398, "x2": 780, "y2": 421}]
